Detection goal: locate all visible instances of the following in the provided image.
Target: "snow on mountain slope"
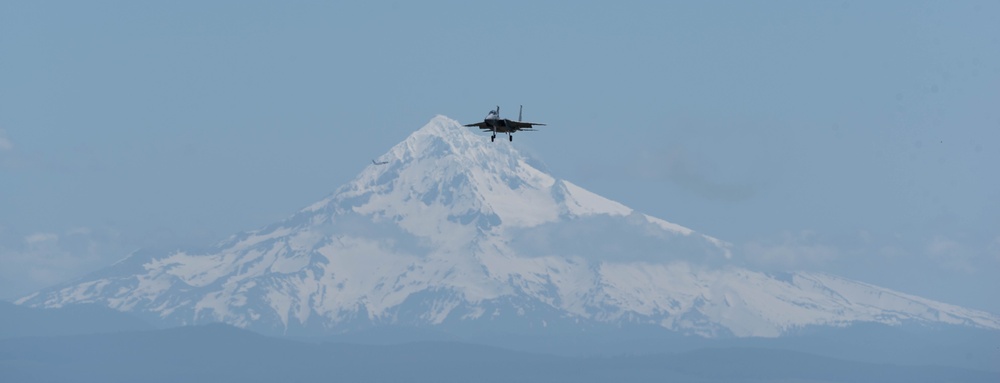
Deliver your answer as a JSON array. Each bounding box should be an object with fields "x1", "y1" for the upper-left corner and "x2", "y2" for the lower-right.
[{"x1": 18, "y1": 116, "x2": 1000, "y2": 337}]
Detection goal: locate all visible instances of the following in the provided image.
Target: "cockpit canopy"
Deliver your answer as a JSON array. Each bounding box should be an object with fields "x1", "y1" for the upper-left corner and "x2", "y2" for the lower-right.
[{"x1": 485, "y1": 110, "x2": 498, "y2": 119}]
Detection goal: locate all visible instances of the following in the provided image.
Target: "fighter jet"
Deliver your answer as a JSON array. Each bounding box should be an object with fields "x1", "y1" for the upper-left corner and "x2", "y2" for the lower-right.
[
  {"x1": 372, "y1": 159, "x2": 389, "y2": 165},
  {"x1": 464, "y1": 105, "x2": 546, "y2": 142}
]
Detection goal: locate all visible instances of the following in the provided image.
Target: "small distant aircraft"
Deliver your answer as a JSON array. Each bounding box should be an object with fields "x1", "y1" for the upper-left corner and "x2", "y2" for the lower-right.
[
  {"x1": 372, "y1": 159, "x2": 389, "y2": 165},
  {"x1": 464, "y1": 105, "x2": 546, "y2": 142}
]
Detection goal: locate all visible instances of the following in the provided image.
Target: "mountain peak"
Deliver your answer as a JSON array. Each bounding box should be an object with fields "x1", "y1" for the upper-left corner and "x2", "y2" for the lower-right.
[
  {"x1": 385, "y1": 115, "x2": 513, "y2": 165},
  {"x1": 305, "y1": 116, "x2": 639, "y2": 233},
  {"x1": 409, "y1": 114, "x2": 480, "y2": 143},
  {"x1": 390, "y1": 115, "x2": 522, "y2": 170}
]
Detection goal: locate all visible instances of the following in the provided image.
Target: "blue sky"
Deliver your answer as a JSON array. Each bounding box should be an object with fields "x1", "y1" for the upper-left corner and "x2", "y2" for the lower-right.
[{"x1": 2, "y1": 1, "x2": 998, "y2": 313}]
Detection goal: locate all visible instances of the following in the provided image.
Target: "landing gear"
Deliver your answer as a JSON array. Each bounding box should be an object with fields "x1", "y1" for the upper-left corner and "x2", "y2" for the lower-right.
[
  {"x1": 509, "y1": 134, "x2": 513, "y2": 142},
  {"x1": 491, "y1": 134, "x2": 496, "y2": 142}
]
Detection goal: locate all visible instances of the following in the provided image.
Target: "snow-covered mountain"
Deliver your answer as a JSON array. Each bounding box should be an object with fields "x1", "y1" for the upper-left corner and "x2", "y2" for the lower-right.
[{"x1": 18, "y1": 116, "x2": 1000, "y2": 337}]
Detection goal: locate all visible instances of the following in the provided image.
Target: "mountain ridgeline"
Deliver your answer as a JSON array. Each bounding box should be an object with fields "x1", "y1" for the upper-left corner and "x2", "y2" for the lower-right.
[{"x1": 17, "y1": 116, "x2": 1000, "y2": 338}]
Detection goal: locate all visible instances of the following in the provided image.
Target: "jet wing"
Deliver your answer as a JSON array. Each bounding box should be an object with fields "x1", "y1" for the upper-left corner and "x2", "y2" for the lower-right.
[
  {"x1": 508, "y1": 121, "x2": 546, "y2": 130},
  {"x1": 463, "y1": 122, "x2": 490, "y2": 129}
]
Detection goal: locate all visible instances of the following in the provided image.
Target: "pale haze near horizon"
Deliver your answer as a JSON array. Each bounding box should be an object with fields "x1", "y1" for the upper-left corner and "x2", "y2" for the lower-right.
[{"x1": 1, "y1": 1, "x2": 998, "y2": 314}]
